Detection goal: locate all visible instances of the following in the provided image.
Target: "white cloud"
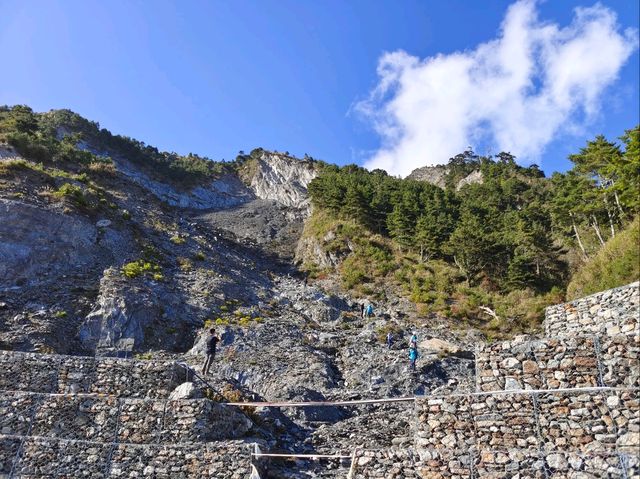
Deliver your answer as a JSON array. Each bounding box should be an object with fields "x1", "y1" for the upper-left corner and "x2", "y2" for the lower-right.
[{"x1": 356, "y1": 0, "x2": 638, "y2": 177}]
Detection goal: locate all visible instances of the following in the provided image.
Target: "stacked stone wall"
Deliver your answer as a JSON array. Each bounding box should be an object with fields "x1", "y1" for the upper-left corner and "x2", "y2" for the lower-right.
[
  {"x1": 350, "y1": 447, "x2": 426, "y2": 479},
  {"x1": 350, "y1": 448, "x2": 639, "y2": 478},
  {"x1": 545, "y1": 281, "x2": 639, "y2": 337},
  {"x1": 415, "y1": 283, "x2": 640, "y2": 478},
  {"x1": 2, "y1": 435, "x2": 253, "y2": 479},
  {"x1": 600, "y1": 334, "x2": 640, "y2": 389},
  {"x1": 476, "y1": 333, "x2": 639, "y2": 392},
  {"x1": 0, "y1": 390, "x2": 251, "y2": 445},
  {"x1": 474, "y1": 449, "x2": 633, "y2": 478},
  {"x1": 414, "y1": 389, "x2": 639, "y2": 477},
  {"x1": 0, "y1": 352, "x2": 258, "y2": 479},
  {"x1": 0, "y1": 351, "x2": 185, "y2": 398}
]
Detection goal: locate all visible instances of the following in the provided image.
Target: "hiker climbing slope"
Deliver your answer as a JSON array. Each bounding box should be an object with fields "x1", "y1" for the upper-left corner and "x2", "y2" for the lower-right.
[
  {"x1": 409, "y1": 346, "x2": 419, "y2": 372},
  {"x1": 365, "y1": 303, "x2": 374, "y2": 318},
  {"x1": 202, "y1": 328, "x2": 220, "y2": 375}
]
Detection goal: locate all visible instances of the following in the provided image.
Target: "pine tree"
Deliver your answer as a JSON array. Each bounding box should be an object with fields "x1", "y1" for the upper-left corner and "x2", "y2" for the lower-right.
[{"x1": 342, "y1": 185, "x2": 369, "y2": 226}]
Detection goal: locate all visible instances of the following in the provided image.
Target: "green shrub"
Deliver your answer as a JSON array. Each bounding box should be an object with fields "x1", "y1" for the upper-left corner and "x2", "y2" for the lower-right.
[
  {"x1": 53, "y1": 311, "x2": 67, "y2": 318},
  {"x1": 52, "y1": 183, "x2": 86, "y2": 206},
  {"x1": 177, "y1": 257, "x2": 193, "y2": 271},
  {"x1": 170, "y1": 235, "x2": 186, "y2": 245},
  {"x1": 74, "y1": 172, "x2": 90, "y2": 183},
  {"x1": 194, "y1": 251, "x2": 206, "y2": 261},
  {"x1": 121, "y1": 260, "x2": 162, "y2": 279},
  {"x1": 0, "y1": 158, "x2": 30, "y2": 175},
  {"x1": 340, "y1": 258, "x2": 367, "y2": 289}
]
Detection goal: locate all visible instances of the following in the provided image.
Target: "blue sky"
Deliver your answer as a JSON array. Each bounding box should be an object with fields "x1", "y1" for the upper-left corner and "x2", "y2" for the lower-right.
[{"x1": 0, "y1": 0, "x2": 638, "y2": 175}]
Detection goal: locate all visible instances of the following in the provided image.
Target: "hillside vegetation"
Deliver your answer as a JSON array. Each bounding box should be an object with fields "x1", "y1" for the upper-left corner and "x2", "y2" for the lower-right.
[
  {"x1": 305, "y1": 128, "x2": 639, "y2": 337},
  {"x1": 0, "y1": 105, "x2": 233, "y2": 188},
  {"x1": 567, "y1": 217, "x2": 640, "y2": 300}
]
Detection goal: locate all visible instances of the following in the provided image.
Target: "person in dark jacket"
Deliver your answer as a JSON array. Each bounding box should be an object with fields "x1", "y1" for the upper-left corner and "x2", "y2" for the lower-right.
[{"x1": 202, "y1": 329, "x2": 220, "y2": 375}]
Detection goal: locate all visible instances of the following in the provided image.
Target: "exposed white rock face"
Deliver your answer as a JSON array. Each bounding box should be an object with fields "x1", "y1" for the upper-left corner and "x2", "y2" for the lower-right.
[
  {"x1": 456, "y1": 169, "x2": 483, "y2": 189},
  {"x1": 406, "y1": 165, "x2": 450, "y2": 188},
  {"x1": 107, "y1": 150, "x2": 317, "y2": 211},
  {"x1": 112, "y1": 155, "x2": 254, "y2": 209},
  {"x1": 249, "y1": 152, "x2": 317, "y2": 209},
  {"x1": 406, "y1": 164, "x2": 483, "y2": 191}
]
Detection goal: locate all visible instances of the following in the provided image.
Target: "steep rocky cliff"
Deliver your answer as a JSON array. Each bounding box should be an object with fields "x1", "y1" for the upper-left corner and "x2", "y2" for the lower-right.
[{"x1": 0, "y1": 142, "x2": 318, "y2": 354}]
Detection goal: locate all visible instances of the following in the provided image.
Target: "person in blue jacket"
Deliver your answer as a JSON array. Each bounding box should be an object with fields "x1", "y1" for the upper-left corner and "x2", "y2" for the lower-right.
[
  {"x1": 409, "y1": 346, "x2": 419, "y2": 371},
  {"x1": 366, "y1": 303, "x2": 374, "y2": 318}
]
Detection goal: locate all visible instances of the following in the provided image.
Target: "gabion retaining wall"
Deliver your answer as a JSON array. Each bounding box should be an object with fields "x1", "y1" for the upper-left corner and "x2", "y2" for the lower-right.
[
  {"x1": 0, "y1": 351, "x2": 186, "y2": 398},
  {"x1": 476, "y1": 333, "x2": 639, "y2": 392},
  {"x1": 473, "y1": 449, "x2": 637, "y2": 478},
  {"x1": 545, "y1": 282, "x2": 639, "y2": 338},
  {"x1": 351, "y1": 447, "x2": 640, "y2": 478},
  {"x1": 0, "y1": 351, "x2": 259, "y2": 478},
  {"x1": 350, "y1": 448, "x2": 425, "y2": 479},
  {"x1": 2, "y1": 435, "x2": 254, "y2": 479},
  {"x1": 414, "y1": 388, "x2": 639, "y2": 477},
  {"x1": 0, "y1": 391, "x2": 252, "y2": 445}
]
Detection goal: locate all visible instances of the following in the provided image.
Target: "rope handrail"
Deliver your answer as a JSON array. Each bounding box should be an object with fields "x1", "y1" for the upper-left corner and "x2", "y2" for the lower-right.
[
  {"x1": 0, "y1": 385, "x2": 634, "y2": 406},
  {"x1": 0, "y1": 385, "x2": 634, "y2": 405},
  {"x1": 222, "y1": 385, "x2": 636, "y2": 408},
  {"x1": 224, "y1": 396, "x2": 416, "y2": 407},
  {"x1": 252, "y1": 452, "x2": 352, "y2": 459},
  {"x1": 429, "y1": 385, "x2": 627, "y2": 399}
]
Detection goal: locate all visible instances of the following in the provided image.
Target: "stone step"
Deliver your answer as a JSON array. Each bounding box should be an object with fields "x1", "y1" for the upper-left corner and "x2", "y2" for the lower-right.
[
  {"x1": 544, "y1": 281, "x2": 639, "y2": 338},
  {"x1": 0, "y1": 351, "x2": 187, "y2": 398},
  {"x1": 0, "y1": 391, "x2": 252, "y2": 445},
  {"x1": 475, "y1": 333, "x2": 639, "y2": 392},
  {"x1": 415, "y1": 388, "x2": 639, "y2": 456},
  {"x1": 1, "y1": 434, "x2": 254, "y2": 479}
]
